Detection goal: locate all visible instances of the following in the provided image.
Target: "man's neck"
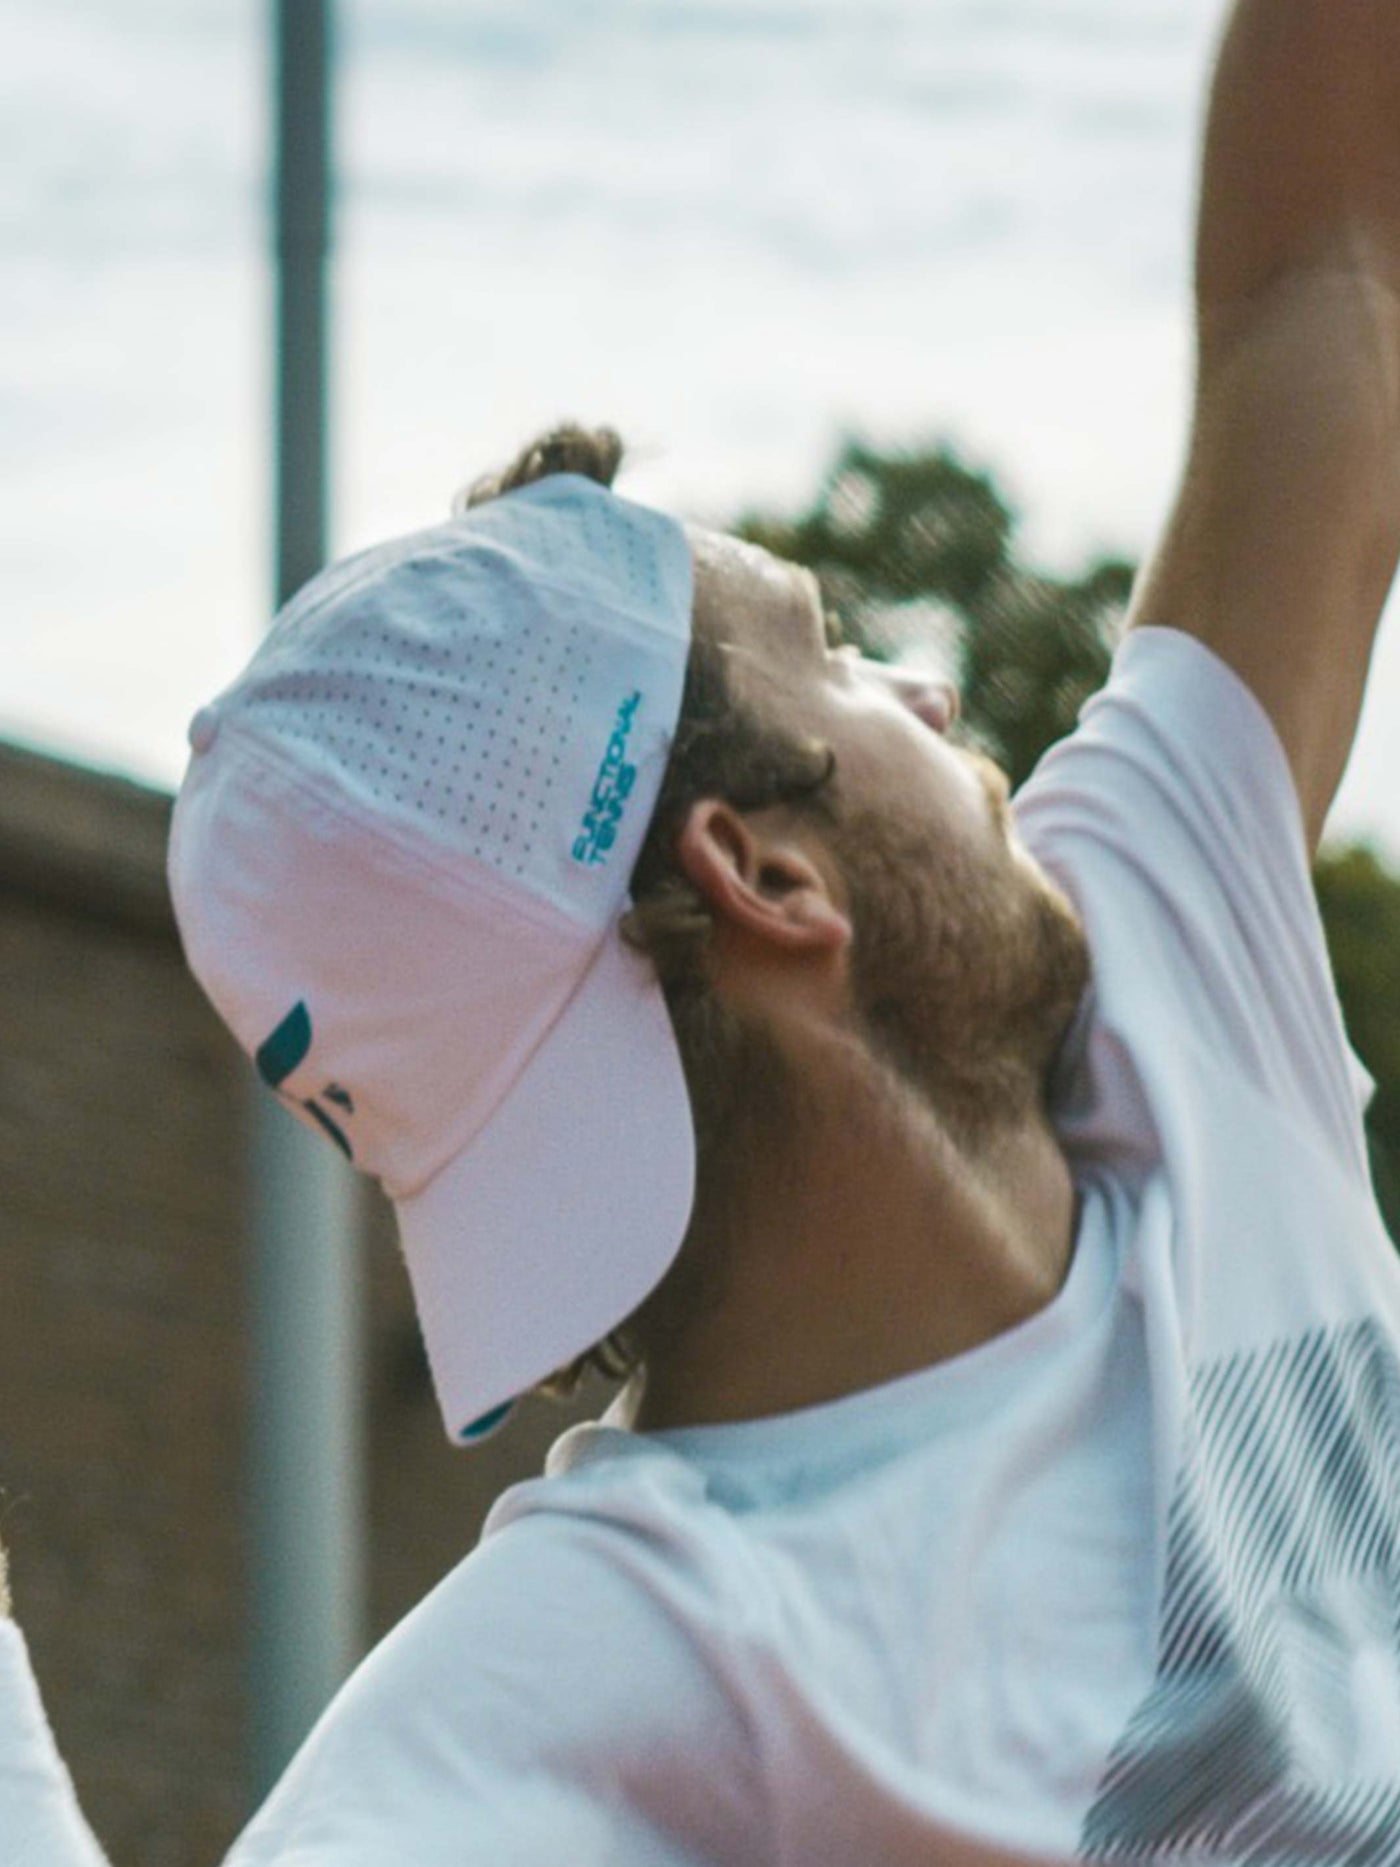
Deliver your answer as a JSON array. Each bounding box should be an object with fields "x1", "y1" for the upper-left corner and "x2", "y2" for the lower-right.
[{"x1": 630, "y1": 1044, "x2": 1080, "y2": 1435}]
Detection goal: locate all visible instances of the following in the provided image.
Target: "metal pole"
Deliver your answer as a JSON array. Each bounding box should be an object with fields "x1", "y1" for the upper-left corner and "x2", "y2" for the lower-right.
[{"x1": 249, "y1": 0, "x2": 364, "y2": 1803}]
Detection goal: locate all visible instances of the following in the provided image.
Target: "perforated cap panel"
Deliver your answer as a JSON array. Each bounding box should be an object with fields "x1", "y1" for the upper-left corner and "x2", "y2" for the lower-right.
[{"x1": 205, "y1": 474, "x2": 693, "y2": 928}]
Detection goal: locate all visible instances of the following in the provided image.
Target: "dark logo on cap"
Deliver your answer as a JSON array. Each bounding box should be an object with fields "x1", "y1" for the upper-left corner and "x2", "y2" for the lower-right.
[
  {"x1": 572, "y1": 689, "x2": 643, "y2": 868},
  {"x1": 256, "y1": 1000, "x2": 355, "y2": 1161}
]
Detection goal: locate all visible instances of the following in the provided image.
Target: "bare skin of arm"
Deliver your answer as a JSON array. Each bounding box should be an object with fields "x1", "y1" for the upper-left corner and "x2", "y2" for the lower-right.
[{"x1": 1127, "y1": 0, "x2": 1400, "y2": 858}]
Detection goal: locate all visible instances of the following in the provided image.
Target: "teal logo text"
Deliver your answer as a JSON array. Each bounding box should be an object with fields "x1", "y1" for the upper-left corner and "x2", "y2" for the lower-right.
[{"x1": 573, "y1": 690, "x2": 642, "y2": 866}]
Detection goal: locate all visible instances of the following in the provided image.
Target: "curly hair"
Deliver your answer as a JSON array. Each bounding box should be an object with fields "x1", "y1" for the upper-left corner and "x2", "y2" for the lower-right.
[{"x1": 454, "y1": 420, "x2": 839, "y2": 1407}]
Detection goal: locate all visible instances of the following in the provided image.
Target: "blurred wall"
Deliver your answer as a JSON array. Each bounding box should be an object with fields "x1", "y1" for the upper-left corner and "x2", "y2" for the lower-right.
[{"x1": 0, "y1": 738, "x2": 615, "y2": 1867}]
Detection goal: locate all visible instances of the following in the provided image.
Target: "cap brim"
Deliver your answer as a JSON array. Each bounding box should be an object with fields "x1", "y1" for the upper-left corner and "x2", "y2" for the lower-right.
[{"x1": 395, "y1": 920, "x2": 696, "y2": 1443}]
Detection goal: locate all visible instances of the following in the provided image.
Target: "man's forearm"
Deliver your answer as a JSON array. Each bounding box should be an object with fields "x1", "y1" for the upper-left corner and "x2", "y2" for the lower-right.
[{"x1": 1196, "y1": 0, "x2": 1400, "y2": 313}]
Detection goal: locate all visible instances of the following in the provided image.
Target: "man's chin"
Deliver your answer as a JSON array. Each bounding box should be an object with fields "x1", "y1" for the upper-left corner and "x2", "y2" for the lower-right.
[
  {"x1": 968, "y1": 749, "x2": 1014, "y2": 833},
  {"x1": 1030, "y1": 879, "x2": 1093, "y2": 1068}
]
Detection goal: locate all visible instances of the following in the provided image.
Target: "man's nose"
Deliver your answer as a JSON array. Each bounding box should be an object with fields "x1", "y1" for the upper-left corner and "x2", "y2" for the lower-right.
[{"x1": 883, "y1": 662, "x2": 962, "y2": 734}]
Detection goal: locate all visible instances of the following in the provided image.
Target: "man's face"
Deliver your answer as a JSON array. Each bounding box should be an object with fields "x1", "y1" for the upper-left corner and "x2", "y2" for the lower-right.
[{"x1": 687, "y1": 525, "x2": 1092, "y2": 1138}]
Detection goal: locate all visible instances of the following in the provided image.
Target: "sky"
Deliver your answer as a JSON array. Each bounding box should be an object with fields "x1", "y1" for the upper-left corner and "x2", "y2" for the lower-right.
[{"x1": 4, "y1": 0, "x2": 1399, "y2": 866}]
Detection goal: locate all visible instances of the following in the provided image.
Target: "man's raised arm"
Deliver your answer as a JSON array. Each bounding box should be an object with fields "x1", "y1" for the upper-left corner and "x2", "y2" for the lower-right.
[{"x1": 1126, "y1": 0, "x2": 1400, "y2": 856}]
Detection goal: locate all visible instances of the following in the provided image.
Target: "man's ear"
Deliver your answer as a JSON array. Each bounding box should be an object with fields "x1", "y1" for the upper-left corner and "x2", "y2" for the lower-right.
[{"x1": 675, "y1": 799, "x2": 851, "y2": 955}]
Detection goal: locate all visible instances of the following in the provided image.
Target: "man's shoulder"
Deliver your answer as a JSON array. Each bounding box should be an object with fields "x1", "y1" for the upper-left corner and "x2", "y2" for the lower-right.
[
  {"x1": 1018, "y1": 623, "x2": 1295, "y2": 800},
  {"x1": 1013, "y1": 623, "x2": 1307, "y2": 886},
  {"x1": 1014, "y1": 625, "x2": 1376, "y2": 1185}
]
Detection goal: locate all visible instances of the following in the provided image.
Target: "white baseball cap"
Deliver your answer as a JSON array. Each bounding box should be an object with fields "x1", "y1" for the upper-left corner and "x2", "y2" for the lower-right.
[{"x1": 167, "y1": 472, "x2": 697, "y2": 1443}]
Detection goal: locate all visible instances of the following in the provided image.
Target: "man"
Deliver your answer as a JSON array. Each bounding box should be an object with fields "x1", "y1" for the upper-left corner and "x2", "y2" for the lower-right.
[{"x1": 5, "y1": 0, "x2": 1400, "y2": 1856}]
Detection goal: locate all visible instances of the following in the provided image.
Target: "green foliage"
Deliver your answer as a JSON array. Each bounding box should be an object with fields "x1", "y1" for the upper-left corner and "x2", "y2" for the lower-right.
[{"x1": 729, "y1": 429, "x2": 1400, "y2": 1241}]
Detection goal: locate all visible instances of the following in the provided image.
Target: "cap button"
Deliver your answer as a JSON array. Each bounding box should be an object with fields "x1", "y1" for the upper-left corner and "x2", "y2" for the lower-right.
[{"x1": 187, "y1": 706, "x2": 220, "y2": 754}]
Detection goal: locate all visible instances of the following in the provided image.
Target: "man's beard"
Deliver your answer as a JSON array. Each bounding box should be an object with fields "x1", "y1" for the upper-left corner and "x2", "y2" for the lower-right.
[{"x1": 836, "y1": 772, "x2": 1092, "y2": 1150}]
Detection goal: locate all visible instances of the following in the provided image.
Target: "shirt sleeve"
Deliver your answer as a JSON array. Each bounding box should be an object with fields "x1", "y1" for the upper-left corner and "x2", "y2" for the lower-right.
[
  {"x1": 0, "y1": 1621, "x2": 112, "y2": 1867},
  {"x1": 223, "y1": 1488, "x2": 769, "y2": 1867},
  {"x1": 1012, "y1": 624, "x2": 1376, "y2": 1186}
]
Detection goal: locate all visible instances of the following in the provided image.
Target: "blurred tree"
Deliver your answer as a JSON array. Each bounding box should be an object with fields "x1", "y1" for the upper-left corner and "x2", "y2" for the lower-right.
[{"x1": 729, "y1": 432, "x2": 1400, "y2": 1241}]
